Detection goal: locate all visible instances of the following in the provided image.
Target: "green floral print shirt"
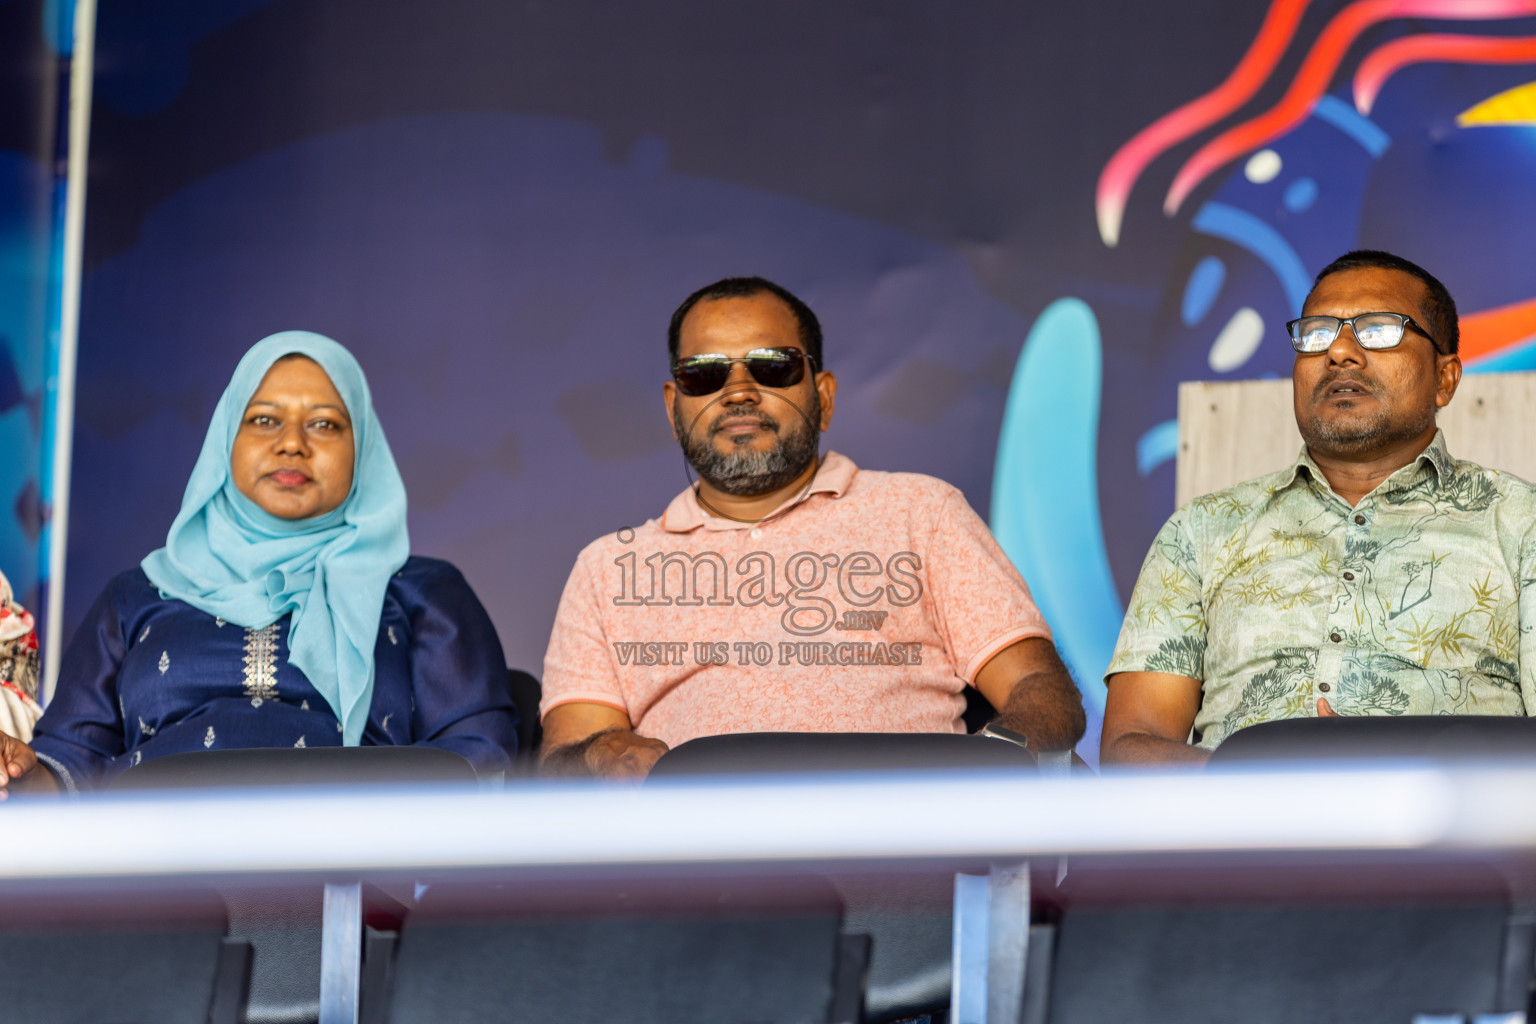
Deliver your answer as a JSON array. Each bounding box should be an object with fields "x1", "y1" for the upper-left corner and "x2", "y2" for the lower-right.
[{"x1": 1107, "y1": 431, "x2": 1536, "y2": 750}]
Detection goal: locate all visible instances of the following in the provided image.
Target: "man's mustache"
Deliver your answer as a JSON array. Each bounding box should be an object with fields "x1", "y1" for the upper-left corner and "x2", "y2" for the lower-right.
[
  {"x1": 1312, "y1": 372, "x2": 1377, "y2": 400},
  {"x1": 708, "y1": 408, "x2": 780, "y2": 435}
]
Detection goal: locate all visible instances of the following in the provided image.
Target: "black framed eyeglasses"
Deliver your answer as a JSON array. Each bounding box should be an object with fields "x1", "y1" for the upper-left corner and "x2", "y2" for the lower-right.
[
  {"x1": 670, "y1": 347, "x2": 816, "y2": 397},
  {"x1": 1286, "y1": 312, "x2": 1437, "y2": 354}
]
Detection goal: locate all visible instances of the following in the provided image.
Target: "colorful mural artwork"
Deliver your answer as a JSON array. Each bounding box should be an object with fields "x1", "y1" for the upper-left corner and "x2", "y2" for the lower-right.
[
  {"x1": 59, "y1": 0, "x2": 1536, "y2": 763},
  {"x1": 0, "y1": 0, "x2": 66, "y2": 623},
  {"x1": 995, "y1": 0, "x2": 1536, "y2": 756}
]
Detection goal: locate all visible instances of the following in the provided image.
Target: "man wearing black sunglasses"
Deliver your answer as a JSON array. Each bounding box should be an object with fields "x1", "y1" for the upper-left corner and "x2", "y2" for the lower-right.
[
  {"x1": 662, "y1": 278, "x2": 834, "y2": 519},
  {"x1": 1102, "y1": 249, "x2": 1536, "y2": 765},
  {"x1": 538, "y1": 276, "x2": 1087, "y2": 777}
]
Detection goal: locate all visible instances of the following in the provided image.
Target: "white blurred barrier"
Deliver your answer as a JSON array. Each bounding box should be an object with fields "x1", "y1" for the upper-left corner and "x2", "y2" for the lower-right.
[
  {"x1": 4, "y1": 763, "x2": 1536, "y2": 880},
  {"x1": 9, "y1": 763, "x2": 1536, "y2": 1024}
]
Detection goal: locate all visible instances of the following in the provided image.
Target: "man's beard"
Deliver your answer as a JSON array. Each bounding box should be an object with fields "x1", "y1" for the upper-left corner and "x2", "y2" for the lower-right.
[
  {"x1": 677, "y1": 393, "x2": 821, "y2": 497},
  {"x1": 1301, "y1": 377, "x2": 1435, "y2": 456}
]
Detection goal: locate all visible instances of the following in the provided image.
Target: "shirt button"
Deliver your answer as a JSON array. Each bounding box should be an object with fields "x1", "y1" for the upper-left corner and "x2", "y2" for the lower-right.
[
  {"x1": 1318, "y1": 682, "x2": 1331, "y2": 693},
  {"x1": 1329, "y1": 632, "x2": 1342, "y2": 643},
  {"x1": 750, "y1": 528, "x2": 763, "y2": 539},
  {"x1": 1353, "y1": 514, "x2": 1366, "y2": 525},
  {"x1": 1342, "y1": 572, "x2": 1355, "y2": 581}
]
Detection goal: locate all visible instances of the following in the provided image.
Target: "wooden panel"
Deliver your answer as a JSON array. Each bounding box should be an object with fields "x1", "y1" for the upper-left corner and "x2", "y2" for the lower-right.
[
  {"x1": 1446, "y1": 373, "x2": 1536, "y2": 481},
  {"x1": 1175, "y1": 380, "x2": 1300, "y2": 508},
  {"x1": 1175, "y1": 371, "x2": 1536, "y2": 507}
]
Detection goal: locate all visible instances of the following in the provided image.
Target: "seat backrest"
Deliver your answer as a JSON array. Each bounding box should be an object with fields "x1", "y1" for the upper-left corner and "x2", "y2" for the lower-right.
[
  {"x1": 0, "y1": 884, "x2": 249, "y2": 1024},
  {"x1": 507, "y1": 668, "x2": 544, "y2": 760},
  {"x1": 962, "y1": 685, "x2": 998, "y2": 732},
  {"x1": 1207, "y1": 714, "x2": 1536, "y2": 765},
  {"x1": 1039, "y1": 853, "x2": 1525, "y2": 1024},
  {"x1": 381, "y1": 875, "x2": 858, "y2": 1024},
  {"x1": 221, "y1": 884, "x2": 325, "y2": 1024},
  {"x1": 1044, "y1": 899, "x2": 1517, "y2": 1024},
  {"x1": 647, "y1": 732, "x2": 1031, "y2": 1024},
  {"x1": 646, "y1": 731, "x2": 1037, "y2": 778},
  {"x1": 110, "y1": 744, "x2": 478, "y2": 791},
  {"x1": 1175, "y1": 371, "x2": 1536, "y2": 506}
]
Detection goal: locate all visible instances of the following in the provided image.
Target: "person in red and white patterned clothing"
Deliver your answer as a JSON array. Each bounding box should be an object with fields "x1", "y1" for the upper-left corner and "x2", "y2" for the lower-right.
[{"x1": 0, "y1": 568, "x2": 41, "y2": 746}]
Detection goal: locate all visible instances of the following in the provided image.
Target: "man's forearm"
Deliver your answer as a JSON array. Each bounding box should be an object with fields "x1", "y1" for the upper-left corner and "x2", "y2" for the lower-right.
[
  {"x1": 1101, "y1": 731, "x2": 1210, "y2": 766},
  {"x1": 995, "y1": 670, "x2": 1087, "y2": 751}
]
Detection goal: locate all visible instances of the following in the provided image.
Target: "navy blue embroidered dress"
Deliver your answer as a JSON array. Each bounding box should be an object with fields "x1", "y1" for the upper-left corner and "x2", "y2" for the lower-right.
[{"x1": 31, "y1": 557, "x2": 517, "y2": 791}]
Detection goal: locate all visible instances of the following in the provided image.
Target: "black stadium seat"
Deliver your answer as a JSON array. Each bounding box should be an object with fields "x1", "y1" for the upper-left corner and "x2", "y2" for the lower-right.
[
  {"x1": 1039, "y1": 895, "x2": 1527, "y2": 1024},
  {"x1": 647, "y1": 731, "x2": 1040, "y2": 1023},
  {"x1": 1209, "y1": 713, "x2": 1536, "y2": 764},
  {"x1": 647, "y1": 730, "x2": 1039, "y2": 777},
  {"x1": 0, "y1": 884, "x2": 251, "y2": 1024},
  {"x1": 109, "y1": 744, "x2": 479, "y2": 790},
  {"x1": 1034, "y1": 715, "x2": 1536, "y2": 1024},
  {"x1": 222, "y1": 884, "x2": 326, "y2": 1024},
  {"x1": 372, "y1": 875, "x2": 869, "y2": 1024},
  {"x1": 108, "y1": 745, "x2": 476, "y2": 1024},
  {"x1": 1034, "y1": 845, "x2": 1534, "y2": 1024},
  {"x1": 507, "y1": 667, "x2": 544, "y2": 761}
]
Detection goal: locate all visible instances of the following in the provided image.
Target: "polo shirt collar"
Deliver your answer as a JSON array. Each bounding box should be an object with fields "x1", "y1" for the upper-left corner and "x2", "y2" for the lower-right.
[{"x1": 660, "y1": 450, "x2": 857, "y2": 533}]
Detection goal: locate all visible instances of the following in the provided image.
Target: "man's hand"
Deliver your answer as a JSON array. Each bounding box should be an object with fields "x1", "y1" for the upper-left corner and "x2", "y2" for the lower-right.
[
  {"x1": 0, "y1": 732, "x2": 40, "y2": 800},
  {"x1": 973, "y1": 637, "x2": 1087, "y2": 752},
  {"x1": 580, "y1": 729, "x2": 671, "y2": 779},
  {"x1": 1317, "y1": 697, "x2": 1339, "y2": 717},
  {"x1": 540, "y1": 702, "x2": 669, "y2": 779}
]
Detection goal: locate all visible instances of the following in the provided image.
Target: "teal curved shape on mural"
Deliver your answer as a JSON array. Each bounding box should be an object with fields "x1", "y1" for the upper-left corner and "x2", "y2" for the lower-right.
[{"x1": 991, "y1": 298, "x2": 1124, "y2": 760}]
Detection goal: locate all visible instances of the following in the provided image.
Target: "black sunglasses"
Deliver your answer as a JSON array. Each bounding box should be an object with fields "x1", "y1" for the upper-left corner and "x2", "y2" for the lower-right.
[{"x1": 670, "y1": 347, "x2": 816, "y2": 397}]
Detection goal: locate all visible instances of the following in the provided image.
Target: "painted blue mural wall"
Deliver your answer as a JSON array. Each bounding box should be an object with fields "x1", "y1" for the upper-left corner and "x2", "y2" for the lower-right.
[
  {"x1": 0, "y1": 0, "x2": 65, "y2": 622},
  {"x1": 65, "y1": 1, "x2": 1536, "y2": 759}
]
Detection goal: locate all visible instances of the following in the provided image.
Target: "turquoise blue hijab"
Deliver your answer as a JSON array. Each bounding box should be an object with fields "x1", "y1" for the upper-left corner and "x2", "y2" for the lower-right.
[{"x1": 142, "y1": 331, "x2": 409, "y2": 745}]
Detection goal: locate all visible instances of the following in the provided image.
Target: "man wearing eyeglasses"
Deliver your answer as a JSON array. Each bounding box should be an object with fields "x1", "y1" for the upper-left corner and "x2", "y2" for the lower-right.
[
  {"x1": 538, "y1": 276, "x2": 1086, "y2": 777},
  {"x1": 1101, "y1": 249, "x2": 1536, "y2": 765}
]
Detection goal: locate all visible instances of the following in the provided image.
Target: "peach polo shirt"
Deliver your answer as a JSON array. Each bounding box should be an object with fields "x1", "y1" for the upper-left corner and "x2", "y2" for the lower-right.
[{"x1": 540, "y1": 451, "x2": 1052, "y2": 748}]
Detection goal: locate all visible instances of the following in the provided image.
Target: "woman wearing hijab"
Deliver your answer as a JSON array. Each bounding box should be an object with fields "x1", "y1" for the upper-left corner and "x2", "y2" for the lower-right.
[{"x1": 0, "y1": 331, "x2": 517, "y2": 795}]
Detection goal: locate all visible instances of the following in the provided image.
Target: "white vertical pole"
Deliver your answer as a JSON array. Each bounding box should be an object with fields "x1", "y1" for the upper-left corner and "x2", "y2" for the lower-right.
[
  {"x1": 986, "y1": 861, "x2": 1031, "y2": 1024},
  {"x1": 952, "y1": 872, "x2": 990, "y2": 1024},
  {"x1": 319, "y1": 881, "x2": 364, "y2": 1024},
  {"x1": 42, "y1": 0, "x2": 97, "y2": 704},
  {"x1": 954, "y1": 862, "x2": 1033, "y2": 1024}
]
